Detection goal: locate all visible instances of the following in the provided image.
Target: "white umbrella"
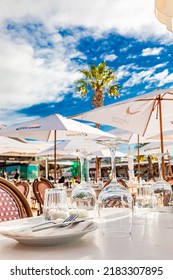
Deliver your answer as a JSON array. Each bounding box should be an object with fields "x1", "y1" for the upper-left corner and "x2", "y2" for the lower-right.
[
  {"x1": 108, "y1": 128, "x2": 157, "y2": 144},
  {"x1": 0, "y1": 136, "x2": 47, "y2": 155},
  {"x1": 148, "y1": 130, "x2": 173, "y2": 141},
  {"x1": 73, "y1": 88, "x2": 173, "y2": 177},
  {"x1": 132, "y1": 141, "x2": 173, "y2": 156},
  {"x1": 36, "y1": 139, "x2": 114, "y2": 156},
  {"x1": 0, "y1": 114, "x2": 115, "y2": 182},
  {"x1": 108, "y1": 128, "x2": 165, "y2": 181},
  {"x1": 132, "y1": 141, "x2": 173, "y2": 177},
  {"x1": 36, "y1": 139, "x2": 126, "y2": 182},
  {"x1": 91, "y1": 149, "x2": 126, "y2": 158},
  {"x1": 155, "y1": 0, "x2": 173, "y2": 32}
]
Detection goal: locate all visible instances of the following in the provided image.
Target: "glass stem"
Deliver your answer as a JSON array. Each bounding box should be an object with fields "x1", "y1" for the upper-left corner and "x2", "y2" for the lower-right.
[
  {"x1": 80, "y1": 157, "x2": 85, "y2": 182},
  {"x1": 110, "y1": 147, "x2": 117, "y2": 181},
  {"x1": 158, "y1": 156, "x2": 163, "y2": 180}
]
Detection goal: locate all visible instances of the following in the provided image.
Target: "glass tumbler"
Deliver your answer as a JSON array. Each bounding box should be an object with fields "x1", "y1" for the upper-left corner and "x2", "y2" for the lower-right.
[
  {"x1": 135, "y1": 182, "x2": 154, "y2": 209},
  {"x1": 70, "y1": 181, "x2": 96, "y2": 219},
  {"x1": 98, "y1": 183, "x2": 133, "y2": 237},
  {"x1": 43, "y1": 188, "x2": 69, "y2": 220}
]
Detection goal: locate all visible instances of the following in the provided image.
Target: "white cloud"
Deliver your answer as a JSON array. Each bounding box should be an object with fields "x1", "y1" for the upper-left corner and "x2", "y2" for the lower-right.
[
  {"x1": 141, "y1": 47, "x2": 164, "y2": 56},
  {"x1": 102, "y1": 54, "x2": 118, "y2": 61},
  {"x1": 116, "y1": 64, "x2": 138, "y2": 80},
  {"x1": 0, "y1": 0, "x2": 172, "y2": 40},
  {"x1": 122, "y1": 63, "x2": 170, "y2": 88},
  {"x1": 0, "y1": 0, "x2": 172, "y2": 125},
  {"x1": 0, "y1": 34, "x2": 82, "y2": 114},
  {"x1": 152, "y1": 70, "x2": 173, "y2": 87}
]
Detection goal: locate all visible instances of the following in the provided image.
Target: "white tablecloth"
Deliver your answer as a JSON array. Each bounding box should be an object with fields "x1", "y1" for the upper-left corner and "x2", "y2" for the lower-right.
[{"x1": 0, "y1": 208, "x2": 173, "y2": 260}]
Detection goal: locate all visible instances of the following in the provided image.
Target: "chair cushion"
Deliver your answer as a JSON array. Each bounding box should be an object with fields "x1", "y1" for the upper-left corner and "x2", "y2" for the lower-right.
[{"x1": 0, "y1": 188, "x2": 22, "y2": 222}]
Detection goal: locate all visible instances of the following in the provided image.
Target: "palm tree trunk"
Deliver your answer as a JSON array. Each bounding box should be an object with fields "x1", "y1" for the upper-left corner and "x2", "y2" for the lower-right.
[{"x1": 92, "y1": 90, "x2": 103, "y2": 108}]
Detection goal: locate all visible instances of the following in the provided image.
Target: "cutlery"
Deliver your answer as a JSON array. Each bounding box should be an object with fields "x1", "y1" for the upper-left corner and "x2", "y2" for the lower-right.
[{"x1": 31, "y1": 214, "x2": 79, "y2": 232}]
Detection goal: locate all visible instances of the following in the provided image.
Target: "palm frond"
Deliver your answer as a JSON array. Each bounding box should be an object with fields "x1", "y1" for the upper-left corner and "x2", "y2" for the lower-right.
[{"x1": 108, "y1": 85, "x2": 121, "y2": 97}]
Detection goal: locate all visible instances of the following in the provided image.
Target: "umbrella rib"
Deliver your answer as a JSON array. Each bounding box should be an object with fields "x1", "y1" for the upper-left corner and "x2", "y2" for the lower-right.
[
  {"x1": 142, "y1": 98, "x2": 158, "y2": 136},
  {"x1": 47, "y1": 131, "x2": 51, "y2": 141}
]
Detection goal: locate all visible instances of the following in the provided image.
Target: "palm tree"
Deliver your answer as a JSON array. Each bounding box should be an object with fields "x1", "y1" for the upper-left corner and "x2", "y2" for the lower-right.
[
  {"x1": 76, "y1": 61, "x2": 121, "y2": 110},
  {"x1": 76, "y1": 61, "x2": 121, "y2": 182}
]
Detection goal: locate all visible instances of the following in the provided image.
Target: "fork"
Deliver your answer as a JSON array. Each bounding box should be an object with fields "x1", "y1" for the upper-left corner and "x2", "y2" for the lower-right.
[{"x1": 32, "y1": 214, "x2": 79, "y2": 232}]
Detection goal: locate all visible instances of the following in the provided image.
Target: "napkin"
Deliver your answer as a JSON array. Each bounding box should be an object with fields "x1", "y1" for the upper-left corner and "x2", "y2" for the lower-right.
[{"x1": 0, "y1": 220, "x2": 96, "y2": 238}]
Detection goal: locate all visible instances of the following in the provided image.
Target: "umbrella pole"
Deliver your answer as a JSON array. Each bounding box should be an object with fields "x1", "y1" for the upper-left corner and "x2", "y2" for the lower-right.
[
  {"x1": 54, "y1": 130, "x2": 57, "y2": 184},
  {"x1": 158, "y1": 96, "x2": 165, "y2": 179},
  {"x1": 137, "y1": 134, "x2": 141, "y2": 183},
  {"x1": 167, "y1": 150, "x2": 172, "y2": 176},
  {"x1": 95, "y1": 156, "x2": 99, "y2": 182},
  {"x1": 45, "y1": 156, "x2": 48, "y2": 179}
]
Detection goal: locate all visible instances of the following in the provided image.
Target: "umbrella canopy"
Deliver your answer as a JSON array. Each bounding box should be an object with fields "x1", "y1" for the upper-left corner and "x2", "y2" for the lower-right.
[
  {"x1": 36, "y1": 139, "x2": 109, "y2": 156},
  {"x1": 108, "y1": 128, "x2": 156, "y2": 144},
  {"x1": 108, "y1": 127, "x2": 169, "y2": 181},
  {"x1": 149, "y1": 130, "x2": 173, "y2": 141},
  {"x1": 0, "y1": 114, "x2": 115, "y2": 141},
  {"x1": 37, "y1": 140, "x2": 126, "y2": 158},
  {"x1": 0, "y1": 114, "x2": 116, "y2": 183},
  {"x1": 73, "y1": 88, "x2": 173, "y2": 177},
  {"x1": 155, "y1": 0, "x2": 173, "y2": 32},
  {"x1": 91, "y1": 149, "x2": 126, "y2": 158},
  {"x1": 74, "y1": 88, "x2": 173, "y2": 138},
  {"x1": 132, "y1": 141, "x2": 173, "y2": 156},
  {"x1": 0, "y1": 136, "x2": 47, "y2": 155},
  {"x1": 36, "y1": 139, "x2": 126, "y2": 182}
]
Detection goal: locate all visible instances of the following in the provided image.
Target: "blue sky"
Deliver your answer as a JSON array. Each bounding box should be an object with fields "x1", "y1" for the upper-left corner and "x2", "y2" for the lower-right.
[{"x1": 0, "y1": 0, "x2": 173, "y2": 130}]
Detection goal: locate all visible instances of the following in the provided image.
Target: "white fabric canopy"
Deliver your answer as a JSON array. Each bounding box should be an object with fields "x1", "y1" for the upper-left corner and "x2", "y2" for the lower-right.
[
  {"x1": 155, "y1": 0, "x2": 173, "y2": 32},
  {"x1": 37, "y1": 139, "x2": 126, "y2": 158},
  {"x1": 149, "y1": 130, "x2": 173, "y2": 141},
  {"x1": 0, "y1": 114, "x2": 116, "y2": 182},
  {"x1": 0, "y1": 114, "x2": 115, "y2": 141},
  {"x1": 0, "y1": 136, "x2": 47, "y2": 156},
  {"x1": 73, "y1": 88, "x2": 173, "y2": 177},
  {"x1": 108, "y1": 128, "x2": 155, "y2": 144},
  {"x1": 74, "y1": 88, "x2": 173, "y2": 138},
  {"x1": 37, "y1": 139, "x2": 111, "y2": 156},
  {"x1": 132, "y1": 141, "x2": 173, "y2": 156}
]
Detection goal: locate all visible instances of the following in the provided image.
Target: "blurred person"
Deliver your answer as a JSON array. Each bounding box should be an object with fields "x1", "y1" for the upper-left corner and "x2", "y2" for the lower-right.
[{"x1": 14, "y1": 169, "x2": 20, "y2": 180}]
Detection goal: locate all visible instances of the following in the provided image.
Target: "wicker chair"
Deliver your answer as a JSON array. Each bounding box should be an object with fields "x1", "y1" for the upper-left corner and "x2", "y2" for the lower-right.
[
  {"x1": 0, "y1": 177, "x2": 33, "y2": 222},
  {"x1": 15, "y1": 181, "x2": 29, "y2": 198},
  {"x1": 32, "y1": 177, "x2": 54, "y2": 215}
]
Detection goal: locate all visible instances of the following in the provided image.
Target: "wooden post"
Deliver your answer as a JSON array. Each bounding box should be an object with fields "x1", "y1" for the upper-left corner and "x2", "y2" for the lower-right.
[
  {"x1": 95, "y1": 156, "x2": 99, "y2": 182},
  {"x1": 167, "y1": 150, "x2": 172, "y2": 176},
  {"x1": 158, "y1": 96, "x2": 165, "y2": 179},
  {"x1": 137, "y1": 134, "x2": 141, "y2": 183},
  {"x1": 54, "y1": 130, "x2": 57, "y2": 184}
]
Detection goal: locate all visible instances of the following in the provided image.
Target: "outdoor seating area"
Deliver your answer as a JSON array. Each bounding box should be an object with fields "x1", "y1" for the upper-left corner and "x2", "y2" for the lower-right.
[
  {"x1": 0, "y1": 102, "x2": 173, "y2": 260},
  {"x1": 0, "y1": 100, "x2": 173, "y2": 260},
  {"x1": 1, "y1": 0, "x2": 173, "y2": 265}
]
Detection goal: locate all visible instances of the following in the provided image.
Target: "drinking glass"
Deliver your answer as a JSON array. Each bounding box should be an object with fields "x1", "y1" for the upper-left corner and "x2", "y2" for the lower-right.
[
  {"x1": 151, "y1": 153, "x2": 172, "y2": 208},
  {"x1": 97, "y1": 140, "x2": 133, "y2": 237},
  {"x1": 43, "y1": 188, "x2": 69, "y2": 220},
  {"x1": 135, "y1": 182, "x2": 154, "y2": 209},
  {"x1": 70, "y1": 151, "x2": 96, "y2": 219}
]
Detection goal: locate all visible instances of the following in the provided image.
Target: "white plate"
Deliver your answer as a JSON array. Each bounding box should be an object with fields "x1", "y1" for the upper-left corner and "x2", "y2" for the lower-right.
[{"x1": 0, "y1": 217, "x2": 98, "y2": 247}]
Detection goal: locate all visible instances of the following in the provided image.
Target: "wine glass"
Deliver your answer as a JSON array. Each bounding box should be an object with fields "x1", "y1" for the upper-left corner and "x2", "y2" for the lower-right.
[
  {"x1": 151, "y1": 153, "x2": 172, "y2": 208},
  {"x1": 70, "y1": 150, "x2": 96, "y2": 219},
  {"x1": 96, "y1": 139, "x2": 133, "y2": 237}
]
